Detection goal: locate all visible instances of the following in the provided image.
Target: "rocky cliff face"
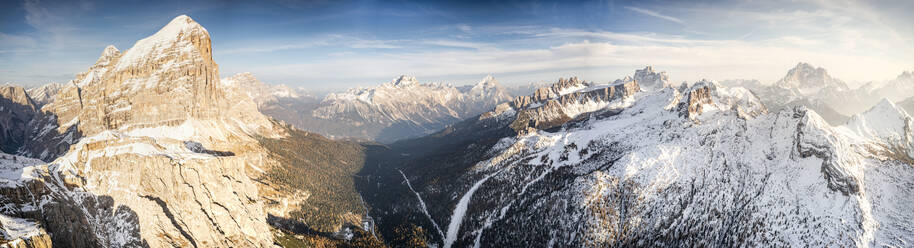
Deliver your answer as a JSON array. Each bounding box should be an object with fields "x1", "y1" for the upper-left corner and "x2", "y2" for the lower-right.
[
  {"x1": 507, "y1": 78, "x2": 640, "y2": 133},
  {"x1": 0, "y1": 15, "x2": 294, "y2": 247},
  {"x1": 0, "y1": 153, "x2": 53, "y2": 248},
  {"x1": 54, "y1": 15, "x2": 227, "y2": 136},
  {"x1": 0, "y1": 86, "x2": 38, "y2": 155}
]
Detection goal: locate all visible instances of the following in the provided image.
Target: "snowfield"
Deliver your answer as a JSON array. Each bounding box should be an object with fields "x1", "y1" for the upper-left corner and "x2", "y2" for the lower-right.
[{"x1": 433, "y1": 80, "x2": 914, "y2": 247}]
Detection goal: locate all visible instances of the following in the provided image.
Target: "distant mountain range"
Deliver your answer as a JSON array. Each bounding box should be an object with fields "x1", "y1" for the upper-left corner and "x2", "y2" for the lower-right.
[
  {"x1": 724, "y1": 62, "x2": 914, "y2": 125},
  {"x1": 361, "y1": 67, "x2": 914, "y2": 247},
  {"x1": 225, "y1": 73, "x2": 515, "y2": 143}
]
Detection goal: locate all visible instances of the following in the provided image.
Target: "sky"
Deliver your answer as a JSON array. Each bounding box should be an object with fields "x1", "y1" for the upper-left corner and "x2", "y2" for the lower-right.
[{"x1": 1, "y1": 0, "x2": 913, "y2": 90}]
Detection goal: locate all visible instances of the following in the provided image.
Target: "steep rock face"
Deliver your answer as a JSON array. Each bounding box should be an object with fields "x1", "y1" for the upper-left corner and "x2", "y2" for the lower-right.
[
  {"x1": 74, "y1": 15, "x2": 225, "y2": 135},
  {"x1": 19, "y1": 15, "x2": 277, "y2": 162},
  {"x1": 0, "y1": 86, "x2": 38, "y2": 155},
  {"x1": 680, "y1": 82, "x2": 713, "y2": 119},
  {"x1": 0, "y1": 15, "x2": 284, "y2": 247},
  {"x1": 0, "y1": 153, "x2": 53, "y2": 248},
  {"x1": 45, "y1": 131, "x2": 274, "y2": 247},
  {"x1": 309, "y1": 75, "x2": 513, "y2": 142},
  {"x1": 509, "y1": 77, "x2": 589, "y2": 109}
]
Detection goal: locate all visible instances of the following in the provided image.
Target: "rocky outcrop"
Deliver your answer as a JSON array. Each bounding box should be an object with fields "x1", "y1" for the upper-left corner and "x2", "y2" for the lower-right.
[
  {"x1": 42, "y1": 134, "x2": 274, "y2": 247},
  {"x1": 510, "y1": 77, "x2": 589, "y2": 109},
  {"x1": 795, "y1": 108, "x2": 861, "y2": 195},
  {"x1": 509, "y1": 80, "x2": 640, "y2": 133},
  {"x1": 0, "y1": 229, "x2": 52, "y2": 248},
  {"x1": 677, "y1": 80, "x2": 768, "y2": 122},
  {"x1": 631, "y1": 66, "x2": 670, "y2": 90},
  {"x1": 0, "y1": 219, "x2": 52, "y2": 248},
  {"x1": 679, "y1": 82, "x2": 714, "y2": 120}
]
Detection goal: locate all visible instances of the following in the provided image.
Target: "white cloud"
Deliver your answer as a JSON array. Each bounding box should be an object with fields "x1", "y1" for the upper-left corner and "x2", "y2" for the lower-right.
[
  {"x1": 420, "y1": 40, "x2": 488, "y2": 49},
  {"x1": 625, "y1": 7, "x2": 684, "y2": 24},
  {"x1": 240, "y1": 27, "x2": 911, "y2": 89},
  {"x1": 348, "y1": 39, "x2": 402, "y2": 49},
  {"x1": 457, "y1": 24, "x2": 472, "y2": 33},
  {"x1": 219, "y1": 36, "x2": 402, "y2": 54}
]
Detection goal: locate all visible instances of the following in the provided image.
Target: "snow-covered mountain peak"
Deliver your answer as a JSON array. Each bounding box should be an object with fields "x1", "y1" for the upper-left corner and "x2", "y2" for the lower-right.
[
  {"x1": 691, "y1": 78, "x2": 716, "y2": 88},
  {"x1": 388, "y1": 75, "x2": 419, "y2": 87},
  {"x1": 844, "y1": 98, "x2": 911, "y2": 141},
  {"x1": 472, "y1": 75, "x2": 498, "y2": 89},
  {"x1": 115, "y1": 14, "x2": 210, "y2": 71},
  {"x1": 81, "y1": 45, "x2": 121, "y2": 73},
  {"x1": 549, "y1": 77, "x2": 589, "y2": 95},
  {"x1": 468, "y1": 75, "x2": 503, "y2": 94},
  {"x1": 775, "y1": 62, "x2": 849, "y2": 93},
  {"x1": 101, "y1": 45, "x2": 119, "y2": 56},
  {"x1": 96, "y1": 45, "x2": 120, "y2": 64},
  {"x1": 633, "y1": 65, "x2": 670, "y2": 90}
]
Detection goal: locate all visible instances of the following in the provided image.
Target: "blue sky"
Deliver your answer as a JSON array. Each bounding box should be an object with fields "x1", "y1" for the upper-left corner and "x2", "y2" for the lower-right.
[{"x1": 1, "y1": 0, "x2": 913, "y2": 90}]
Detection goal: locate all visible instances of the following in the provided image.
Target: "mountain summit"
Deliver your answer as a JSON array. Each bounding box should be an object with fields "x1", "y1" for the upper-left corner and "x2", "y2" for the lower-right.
[
  {"x1": 389, "y1": 75, "x2": 419, "y2": 87},
  {"x1": 633, "y1": 66, "x2": 670, "y2": 90},
  {"x1": 775, "y1": 62, "x2": 849, "y2": 93},
  {"x1": 33, "y1": 14, "x2": 238, "y2": 142},
  {"x1": 0, "y1": 15, "x2": 283, "y2": 247}
]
